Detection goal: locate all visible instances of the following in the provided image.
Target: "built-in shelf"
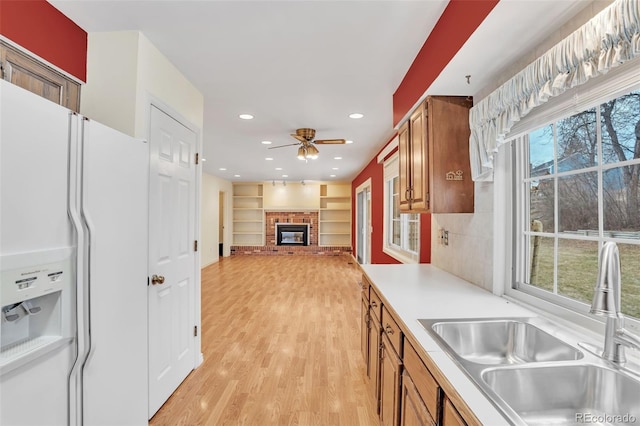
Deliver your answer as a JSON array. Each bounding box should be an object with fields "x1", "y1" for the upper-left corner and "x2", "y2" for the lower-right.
[
  {"x1": 232, "y1": 183, "x2": 264, "y2": 245},
  {"x1": 318, "y1": 184, "x2": 351, "y2": 247}
]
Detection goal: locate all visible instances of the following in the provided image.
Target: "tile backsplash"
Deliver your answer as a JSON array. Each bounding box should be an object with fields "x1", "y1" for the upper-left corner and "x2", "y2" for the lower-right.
[{"x1": 431, "y1": 182, "x2": 493, "y2": 291}]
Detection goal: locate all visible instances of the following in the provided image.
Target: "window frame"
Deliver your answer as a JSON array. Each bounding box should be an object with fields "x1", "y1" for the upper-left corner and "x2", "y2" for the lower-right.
[
  {"x1": 383, "y1": 152, "x2": 420, "y2": 264},
  {"x1": 499, "y1": 59, "x2": 640, "y2": 333}
]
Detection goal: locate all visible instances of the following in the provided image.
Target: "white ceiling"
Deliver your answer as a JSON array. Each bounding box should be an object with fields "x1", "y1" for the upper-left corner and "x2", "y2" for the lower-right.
[{"x1": 50, "y1": 0, "x2": 590, "y2": 183}]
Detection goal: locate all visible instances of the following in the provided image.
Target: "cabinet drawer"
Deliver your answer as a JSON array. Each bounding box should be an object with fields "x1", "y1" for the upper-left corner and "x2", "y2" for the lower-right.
[
  {"x1": 370, "y1": 287, "x2": 383, "y2": 321},
  {"x1": 403, "y1": 340, "x2": 440, "y2": 420},
  {"x1": 381, "y1": 306, "x2": 402, "y2": 356},
  {"x1": 362, "y1": 275, "x2": 371, "y2": 301}
]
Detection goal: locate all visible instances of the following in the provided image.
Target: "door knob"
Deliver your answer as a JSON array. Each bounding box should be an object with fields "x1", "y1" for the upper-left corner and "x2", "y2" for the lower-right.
[{"x1": 151, "y1": 274, "x2": 165, "y2": 285}]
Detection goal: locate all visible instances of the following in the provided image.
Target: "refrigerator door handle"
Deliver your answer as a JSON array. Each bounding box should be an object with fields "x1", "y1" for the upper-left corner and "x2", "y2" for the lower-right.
[{"x1": 67, "y1": 115, "x2": 92, "y2": 426}]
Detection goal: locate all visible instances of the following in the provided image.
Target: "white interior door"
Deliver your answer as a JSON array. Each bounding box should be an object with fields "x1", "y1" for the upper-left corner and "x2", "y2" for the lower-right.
[{"x1": 148, "y1": 105, "x2": 197, "y2": 418}]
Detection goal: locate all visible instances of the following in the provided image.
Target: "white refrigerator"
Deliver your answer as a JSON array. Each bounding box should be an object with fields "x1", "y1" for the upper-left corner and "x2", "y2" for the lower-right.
[{"x1": 0, "y1": 80, "x2": 149, "y2": 425}]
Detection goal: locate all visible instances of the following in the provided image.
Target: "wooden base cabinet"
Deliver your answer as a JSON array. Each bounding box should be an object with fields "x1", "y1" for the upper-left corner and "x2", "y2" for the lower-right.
[
  {"x1": 380, "y1": 333, "x2": 402, "y2": 426},
  {"x1": 401, "y1": 371, "x2": 436, "y2": 426},
  {"x1": 442, "y1": 397, "x2": 467, "y2": 426},
  {"x1": 361, "y1": 275, "x2": 477, "y2": 426}
]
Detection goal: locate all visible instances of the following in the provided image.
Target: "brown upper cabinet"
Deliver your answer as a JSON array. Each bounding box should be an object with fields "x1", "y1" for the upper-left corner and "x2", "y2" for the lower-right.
[
  {"x1": 398, "y1": 96, "x2": 474, "y2": 213},
  {"x1": 0, "y1": 41, "x2": 81, "y2": 113}
]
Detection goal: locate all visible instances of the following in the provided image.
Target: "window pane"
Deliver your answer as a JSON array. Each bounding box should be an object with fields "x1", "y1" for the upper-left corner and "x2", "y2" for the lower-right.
[
  {"x1": 528, "y1": 235, "x2": 554, "y2": 292},
  {"x1": 619, "y1": 243, "x2": 640, "y2": 317},
  {"x1": 408, "y1": 218, "x2": 419, "y2": 254},
  {"x1": 530, "y1": 179, "x2": 554, "y2": 232},
  {"x1": 601, "y1": 91, "x2": 640, "y2": 165},
  {"x1": 392, "y1": 193, "x2": 399, "y2": 218},
  {"x1": 556, "y1": 108, "x2": 598, "y2": 171},
  {"x1": 392, "y1": 220, "x2": 400, "y2": 246},
  {"x1": 603, "y1": 166, "x2": 640, "y2": 233},
  {"x1": 393, "y1": 176, "x2": 399, "y2": 194},
  {"x1": 557, "y1": 239, "x2": 598, "y2": 304},
  {"x1": 529, "y1": 125, "x2": 554, "y2": 177},
  {"x1": 558, "y1": 172, "x2": 598, "y2": 233}
]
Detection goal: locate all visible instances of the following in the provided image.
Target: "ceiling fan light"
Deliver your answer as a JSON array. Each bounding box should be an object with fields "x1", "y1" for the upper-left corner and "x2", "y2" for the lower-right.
[
  {"x1": 297, "y1": 146, "x2": 306, "y2": 160},
  {"x1": 305, "y1": 145, "x2": 319, "y2": 159}
]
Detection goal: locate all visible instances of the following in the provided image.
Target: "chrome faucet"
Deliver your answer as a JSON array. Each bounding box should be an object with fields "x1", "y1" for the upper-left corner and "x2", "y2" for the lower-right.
[{"x1": 590, "y1": 242, "x2": 640, "y2": 364}]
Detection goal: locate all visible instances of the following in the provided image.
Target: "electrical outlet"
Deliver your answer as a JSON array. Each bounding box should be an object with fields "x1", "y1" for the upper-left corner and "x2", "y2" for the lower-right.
[{"x1": 439, "y1": 229, "x2": 449, "y2": 246}]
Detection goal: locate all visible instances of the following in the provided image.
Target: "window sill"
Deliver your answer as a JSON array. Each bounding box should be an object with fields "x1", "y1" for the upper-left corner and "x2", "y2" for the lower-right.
[{"x1": 383, "y1": 246, "x2": 418, "y2": 264}]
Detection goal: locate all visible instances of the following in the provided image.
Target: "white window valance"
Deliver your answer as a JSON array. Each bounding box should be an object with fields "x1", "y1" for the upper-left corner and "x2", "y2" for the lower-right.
[{"x1": 470, "y1": 0, "x2": 640, "y2": 181}]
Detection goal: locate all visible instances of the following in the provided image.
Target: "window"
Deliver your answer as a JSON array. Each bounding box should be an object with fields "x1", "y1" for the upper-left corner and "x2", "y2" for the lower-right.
[
  {"x1": 383, "y1": 153, "x2": 419, "y2": 263},
  {"x1": 513, "y1": 89, "x2": 640, "y2": 320}
]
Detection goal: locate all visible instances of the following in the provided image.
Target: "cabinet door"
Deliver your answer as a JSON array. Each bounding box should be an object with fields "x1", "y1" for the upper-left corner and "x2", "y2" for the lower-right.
[
  {"x1": 398, "y1": 120, "x2": 412, "y2": 210},
  {"x1": 368, "y1": 309, "x2": 381, "y2": 412},
  {"x1": 409, "y1": 101, "x2": 428, "y2": 211},
  {"x1": 401, "y1": 371, "x2": 436, "y2": 426},
  {"x1": 0, "y1": 42, "x2": 80, "y2": 112},
  {"x1": 442, "y1": 397, "x2": 467, "y2": 426},
  {"x1": 361, "y1": 296, "x2": 369, "y2": 368},
  {"x1": 380, "y1": 334, "x2": 402, "y2": 426}
]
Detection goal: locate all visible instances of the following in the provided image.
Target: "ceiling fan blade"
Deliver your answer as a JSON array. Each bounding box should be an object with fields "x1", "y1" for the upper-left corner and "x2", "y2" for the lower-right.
[
  {"x1": 314, "y1": 139, "x2": 346, "y2": 145},
  {"x1": 290, "y1": 134, "x2": 307, "y2": 143},
  {"x1": 268, "y1": 143, "x2": 301, "y2": 149}
]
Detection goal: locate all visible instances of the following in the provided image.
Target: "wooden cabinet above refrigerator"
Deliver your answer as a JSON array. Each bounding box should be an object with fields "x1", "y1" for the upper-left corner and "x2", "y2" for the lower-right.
[{"x1": 398, "y1": 96, "x2": 474, "y2": 213}]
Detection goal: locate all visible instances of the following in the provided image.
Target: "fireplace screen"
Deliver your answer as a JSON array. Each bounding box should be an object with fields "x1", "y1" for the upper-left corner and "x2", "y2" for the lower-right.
[{"x1": 276, "y1": 224, "x2": 309, "y2": 246}]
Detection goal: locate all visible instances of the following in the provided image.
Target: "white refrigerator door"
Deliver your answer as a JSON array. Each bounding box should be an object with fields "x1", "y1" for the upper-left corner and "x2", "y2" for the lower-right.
[
  {"x1": 0, "y1": 81, "x2": 76, "y2": 425},
  {"x1": 79, "y1": 118, "x2": 149, "y2": 426}
]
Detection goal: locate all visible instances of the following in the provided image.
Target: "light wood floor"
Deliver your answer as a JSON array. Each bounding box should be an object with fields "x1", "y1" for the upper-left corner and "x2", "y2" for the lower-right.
[{"x1": 149, "y1": 255, "x2": 379, "y2": 425}]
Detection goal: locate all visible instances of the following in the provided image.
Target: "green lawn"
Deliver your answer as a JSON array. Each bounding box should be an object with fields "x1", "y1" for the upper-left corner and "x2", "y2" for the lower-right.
[{"x1": 529, "y1": 238, "x2": 640, "y2": 318}]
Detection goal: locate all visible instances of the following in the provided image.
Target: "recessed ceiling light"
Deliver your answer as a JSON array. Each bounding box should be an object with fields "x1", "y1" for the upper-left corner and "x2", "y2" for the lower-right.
[
  {"x1": 239, "y1": 114, "x2": 254, "y2": 120},
  {"x1": 348, "y1": 113, "x2": 364, "y2": 119},
  {"x1": 265, "y1": 157, "x2": 273, "y2": 161},
  {"x1": 261, "y1": 140, "x2": 272, "y2": 145},
  {"x1": 334, "y1": 156, "x2": 342, "y2": 160},
  {"x1": 275, "y1": 167, "x2": 283, "y2": 171},
  {"x1": 330, "y1": 174, "x2": 336, "y2": 178},
  {"x1": 219, "y1": 168, "x2": 227, "y2": 171},
  {"x1": 332, "y1": 167, "x2": 339, "y2": 170},
  {"x1": 282, "y1": 174, "x2": 288, "y2": 178},
  {"x1": 201, "y1": 158, "x2": 207, "y2": 162},
  {"x1": 234, "y1": 174, "x2": 240, "y2": 177},
  {"x1": 345, "y1": 140, "x2": 354, "y2": 144}
]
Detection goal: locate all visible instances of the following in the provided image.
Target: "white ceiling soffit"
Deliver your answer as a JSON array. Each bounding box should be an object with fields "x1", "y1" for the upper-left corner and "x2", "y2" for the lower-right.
[
  {"x1": 427, "y1": 0, "x2": 598, "y2": 100},
  {"x1": 50, "y1": 0, "x2": 594, "y2": 183}
]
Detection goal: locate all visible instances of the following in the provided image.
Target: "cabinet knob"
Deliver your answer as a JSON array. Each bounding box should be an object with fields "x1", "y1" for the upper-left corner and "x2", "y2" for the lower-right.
[
  {"x1": 385, "y1": 325, "x2": 394, "y2": 335},
  {"x1": 151, "y1": 274, "x2": 165, "y2": 285},
  {"x1": 371, "y1": 301, "x2": 377, "y2": 308}
]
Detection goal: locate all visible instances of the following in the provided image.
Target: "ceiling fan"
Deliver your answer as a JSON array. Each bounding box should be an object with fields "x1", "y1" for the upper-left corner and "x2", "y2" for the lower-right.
[{"x1": 268, "y1": 128, "x2": 346, "y2": 160}]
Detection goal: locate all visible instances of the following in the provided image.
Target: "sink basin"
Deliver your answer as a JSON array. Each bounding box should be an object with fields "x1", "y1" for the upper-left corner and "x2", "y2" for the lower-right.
[
  {"x1": 424, "y1": 319, "x2": 583, "y2": 364},
  {"x1": 482, "y1": 364, "x2": 640, "y2": 425}
]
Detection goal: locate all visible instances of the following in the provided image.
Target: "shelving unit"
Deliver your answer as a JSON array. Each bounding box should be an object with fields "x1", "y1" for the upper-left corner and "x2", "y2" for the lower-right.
[
  {"x1": 319, "y1": 183, "x2": 351, "y2": 247},
  {"x1": 232, "y1": 183, "x2": 264, "y2": 245}
]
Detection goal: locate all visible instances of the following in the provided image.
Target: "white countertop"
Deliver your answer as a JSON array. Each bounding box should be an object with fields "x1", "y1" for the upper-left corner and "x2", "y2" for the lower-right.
[{"x1": 361, "y1": 264, "x2": 536, "y2": 426}]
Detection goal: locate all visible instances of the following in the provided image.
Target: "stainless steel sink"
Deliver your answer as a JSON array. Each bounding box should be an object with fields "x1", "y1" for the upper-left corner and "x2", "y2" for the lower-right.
[
  {"x1": 482, "y1": 364, "x2": 640, "y2": 426},
  {"x1": 418, "y1": 317, "x2": 640, "y2": 425},
  {"x1": 428, "y1": 319, "x2": 583, "y2": 364}
]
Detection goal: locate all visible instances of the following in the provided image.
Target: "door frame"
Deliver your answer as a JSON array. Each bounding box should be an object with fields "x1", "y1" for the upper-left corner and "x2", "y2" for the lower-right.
[
  {"x1": 355, "y1": 178, "x2": 372, "y2": 265},
  {"x1": 144, "y1": 95, "x2": 203, "y2": 370}
]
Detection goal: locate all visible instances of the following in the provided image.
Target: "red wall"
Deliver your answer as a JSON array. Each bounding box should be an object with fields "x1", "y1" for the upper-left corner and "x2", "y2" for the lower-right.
[
  {"x1": 351, "y1": 142, "x2": 431, "y2": 264},
  {"x1": 392, "y1": 0, "x2": 499, "y2": 126},
  {"x1": 0, "y1": 0, "x2": 87, "y2": 81}
]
